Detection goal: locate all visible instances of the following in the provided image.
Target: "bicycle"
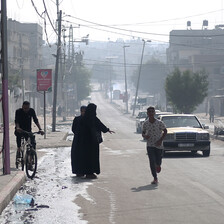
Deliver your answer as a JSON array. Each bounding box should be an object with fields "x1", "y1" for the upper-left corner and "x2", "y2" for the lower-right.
[{"x1": 16, "y1": 131, "x2": 41, "y2": 179}]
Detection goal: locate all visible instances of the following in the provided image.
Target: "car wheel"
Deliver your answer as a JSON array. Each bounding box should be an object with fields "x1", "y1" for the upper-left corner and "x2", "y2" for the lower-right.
[{"x1": 202, "y1": 148, "x2": 210, "y2": 157}]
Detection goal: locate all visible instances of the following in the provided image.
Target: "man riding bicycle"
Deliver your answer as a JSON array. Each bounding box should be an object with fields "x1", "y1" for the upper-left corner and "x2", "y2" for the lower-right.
[{"x1": 15, "y1": 101, "x2": 44, "y2": 164}]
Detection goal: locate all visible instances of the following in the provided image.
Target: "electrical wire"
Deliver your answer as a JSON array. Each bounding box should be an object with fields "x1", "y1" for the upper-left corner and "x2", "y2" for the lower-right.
[
  {"x1": 30, "y1": 0, "x2": 45, "y2": 18},
  {"x1": 66, "y1": 14, "x2": 224, "y2": 38},
  {"x1": 63, "y1": 19, "x2": 224, "y2": 51},
  {"x1": 91, "y1": 9, "x2": 224, "y2": 27},
  {"x1": 30, "y1": 0, "x2": 52, "y2": 46},
  {"x1": 42, "y1": 0, "x2": 58, "y2": 34},
  {"x1": 82, "y1": 57, "x2": 224, "y2": 68},
  {"x1": 16, "y1": 0, "x2": 25, "y2": 9}
]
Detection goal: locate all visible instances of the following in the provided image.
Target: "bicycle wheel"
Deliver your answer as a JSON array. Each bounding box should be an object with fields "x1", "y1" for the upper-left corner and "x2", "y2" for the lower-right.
[{"x1": 25, "y1": 149, "x2": 37, "y2": 179}]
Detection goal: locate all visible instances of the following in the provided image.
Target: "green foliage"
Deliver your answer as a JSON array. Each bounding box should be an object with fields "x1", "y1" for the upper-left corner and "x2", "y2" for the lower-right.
[
  {"x1": 165, "y1": 68, "x2": 208, "y2": 113},
  {"x1": 67, "y1": 65, "x2": 91, "y2": 101},
  {"x1": 91, "y1": 62, "x2": 116, "y2": 83},
  {"x1": 132, "y1": 58, "x2": 167, "y2": 94},
  {"x1": 75, "y1": 66, "x2": 91, "y2": 101}
]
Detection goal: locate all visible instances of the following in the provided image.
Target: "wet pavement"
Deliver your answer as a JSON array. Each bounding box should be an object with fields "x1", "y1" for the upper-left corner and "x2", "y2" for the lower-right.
[{"x1": 0, "y1": 146, "x2": 92, "y2": 224}]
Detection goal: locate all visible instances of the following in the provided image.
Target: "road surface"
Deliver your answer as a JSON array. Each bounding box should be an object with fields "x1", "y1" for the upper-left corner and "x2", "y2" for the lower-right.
[{"x1": 1, "y1": 91, "x2": 224, "y2": 224}]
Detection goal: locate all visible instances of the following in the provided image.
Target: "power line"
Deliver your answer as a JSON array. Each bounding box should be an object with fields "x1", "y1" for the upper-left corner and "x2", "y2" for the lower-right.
[
  {"x1": 30, "y1": 0, "x2": 52, "y2": 46},
  {"x1": 66, "y1": 14, "x2": 224, "y2": 38},
  {"x1": 42, "y1": 0, "x2": 57, "y2": 34},
  {"x1": 63, "y1": 19, "x2": 224, "y2": 51},
  {"x1": 82, "y1": 57, "x2": 224, "y2": 68},
  {"x1": 30, "y1": 0, "x2": 45, "y2": 18},
  {"x1": 91, "y1": 9, "x2": 224, "y2": 27}
]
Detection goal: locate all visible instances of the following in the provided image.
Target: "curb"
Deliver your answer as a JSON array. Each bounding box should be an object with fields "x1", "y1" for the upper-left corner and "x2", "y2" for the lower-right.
[{"x1": 0, "y1": 171, "x2": 26, "y2": 215}]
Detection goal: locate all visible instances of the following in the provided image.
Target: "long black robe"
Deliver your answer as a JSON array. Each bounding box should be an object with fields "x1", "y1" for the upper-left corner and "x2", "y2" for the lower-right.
[
  {"x1": 77, "y1": 117, "x2": 109, "y2": 175},
  {"x1": 71, "y1": 115, "x2": 82, "y2": 174}
]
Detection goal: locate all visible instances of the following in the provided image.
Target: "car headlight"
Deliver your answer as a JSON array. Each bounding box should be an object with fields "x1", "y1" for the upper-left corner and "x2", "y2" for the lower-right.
[
  {"x1": 197, "y1": 133, "x2": 210, "y2": 140},
  {"x1": 164, "y1": 134, "x2": 175, "y2": 140}
]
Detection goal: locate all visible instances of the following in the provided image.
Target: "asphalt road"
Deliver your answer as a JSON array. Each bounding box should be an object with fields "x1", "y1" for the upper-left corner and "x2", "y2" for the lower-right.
[
  {"x1": 1, "y1": 91, "x2": 224, "y2": 224},
  {"x1": 76, "y1": 91, "x2": 224, "y2": 224}
]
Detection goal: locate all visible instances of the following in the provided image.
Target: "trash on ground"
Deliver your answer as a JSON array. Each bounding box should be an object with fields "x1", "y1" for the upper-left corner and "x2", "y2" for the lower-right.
[{"x1": 13, "y1": 194, "x2": 34, "y2": 206}]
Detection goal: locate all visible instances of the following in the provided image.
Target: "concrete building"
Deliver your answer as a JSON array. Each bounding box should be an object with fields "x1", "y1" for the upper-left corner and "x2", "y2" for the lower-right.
[
  {"x1": 7, "y1": 19, "x2": 43, "y2": 116},
  {"x1": 167, "y1": 22, "x2": 224, "y2": 114}
]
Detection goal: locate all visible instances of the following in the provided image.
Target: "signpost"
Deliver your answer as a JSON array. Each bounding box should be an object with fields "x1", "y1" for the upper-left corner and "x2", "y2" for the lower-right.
[{"x1": 37, "y1": 69, "x2": 52, "y2": 139}]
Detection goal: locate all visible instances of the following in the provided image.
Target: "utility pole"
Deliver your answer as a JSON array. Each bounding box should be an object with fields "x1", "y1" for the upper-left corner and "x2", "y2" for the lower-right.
[
  {"x1": 19, "y1": 35, "x2": 25, "y2": 102},
  {"x1": 1, "y1": 0, "x2": 10, "y2": 174},
  {"x1": 132, "y1": 40, "x2": 151, "y2": 116},
  {"x1": 52, "y1": 10, "x2": 62, "y2": 132},
  {"x1": 123, "y1": 45, "x2": 130, "y2": 114},
  {"x1": 106, "y1": 56, "x2": 117, "y2": 103},
  {"x1": 61, "y1": 27, "x2": 66, "y2": 121}
]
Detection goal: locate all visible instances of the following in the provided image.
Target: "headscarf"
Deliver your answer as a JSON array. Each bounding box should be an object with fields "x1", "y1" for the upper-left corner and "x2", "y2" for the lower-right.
[
  {"x1": 82, "y1": 103, "x2": 97, "y2": 126},
  {"x1": 84, "y1": 103, "x2": 97, "y2": 118}
]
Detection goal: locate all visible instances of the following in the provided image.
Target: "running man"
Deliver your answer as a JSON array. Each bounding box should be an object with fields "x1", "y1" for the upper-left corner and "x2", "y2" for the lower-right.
[{"x1": 142, "y1": 106, "x2": 167, "y2": 184}]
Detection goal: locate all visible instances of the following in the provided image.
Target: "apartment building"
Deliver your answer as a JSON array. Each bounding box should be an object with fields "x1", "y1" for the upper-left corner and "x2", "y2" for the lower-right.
[{"x1": 167, "y1": 22, "x2": 224, "y2": 114}]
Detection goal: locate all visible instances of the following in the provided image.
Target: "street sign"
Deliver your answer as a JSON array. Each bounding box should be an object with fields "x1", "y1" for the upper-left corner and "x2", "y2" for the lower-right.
[{"x1": 37, "y1": 69, "x2": 52, "y2": 92}]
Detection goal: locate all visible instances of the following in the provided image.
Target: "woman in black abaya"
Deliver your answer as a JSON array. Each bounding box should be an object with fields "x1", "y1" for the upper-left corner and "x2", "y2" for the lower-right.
[{"x1": 77, "y1": 103, "x2": 114, "y2": 179}]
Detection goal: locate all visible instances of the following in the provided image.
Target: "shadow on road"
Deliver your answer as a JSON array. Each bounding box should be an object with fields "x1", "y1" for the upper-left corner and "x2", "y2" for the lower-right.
[
  {"x1": 71, "y1": 176, "x2": 94, "y2": 184},
  {"x1": 131, "y1": 184, "x2": 157, "y2": 192},
  {"x1": 163, "y1": 151, "x2": 204, "y2": 159}
]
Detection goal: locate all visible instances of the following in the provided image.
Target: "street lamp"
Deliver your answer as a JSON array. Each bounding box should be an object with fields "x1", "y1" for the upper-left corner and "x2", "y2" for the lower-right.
[
  {"x1": 106, "y1": 56, "x2": 117, "y2": 103},
  {"x1": 123, "y1": 45, "x2": 130, "y2": 114},
  {"x1": 132, "y1": 39, "x2": 151, "y2": 116}
]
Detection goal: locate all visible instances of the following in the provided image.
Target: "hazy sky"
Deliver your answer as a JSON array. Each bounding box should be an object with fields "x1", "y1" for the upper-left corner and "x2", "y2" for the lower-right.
[{"x1": 6, "y1": 0, "x2": 224, "y2": 43}]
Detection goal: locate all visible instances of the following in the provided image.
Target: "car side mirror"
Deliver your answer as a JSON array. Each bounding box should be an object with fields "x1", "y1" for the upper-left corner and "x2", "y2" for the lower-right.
[{"x1": 202, "y1": 124, "x2": 209, "y2": 129}]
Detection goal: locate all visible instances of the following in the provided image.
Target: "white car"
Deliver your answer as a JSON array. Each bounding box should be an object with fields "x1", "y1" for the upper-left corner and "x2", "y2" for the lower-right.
[{"x1": 159, "y1": 114, "x2": 210, "y2": 157}]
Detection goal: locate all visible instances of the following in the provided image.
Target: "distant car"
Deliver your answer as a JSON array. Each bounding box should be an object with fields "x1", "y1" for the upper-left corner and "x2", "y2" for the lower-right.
[
  {"x1": 214, "y1": 119, "x2": 224, "y2": 135},
  {"x1": 155, "y1": 111, "x2": 173, "y2": 119},
  {"x1": 136, "y1": 110, "x2": 162, "y2": 133},
  {"x1": 136, "y1": 111, "x2": 148, "y2": 133},
  {"x1": 159, "y1": 114, "x2": 210, "y2": 157}
]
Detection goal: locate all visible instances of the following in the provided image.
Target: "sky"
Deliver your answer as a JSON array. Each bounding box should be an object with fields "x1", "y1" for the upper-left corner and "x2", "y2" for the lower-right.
[{"x1": 6, "y1": 0, "x2": 224, "y2": 44}]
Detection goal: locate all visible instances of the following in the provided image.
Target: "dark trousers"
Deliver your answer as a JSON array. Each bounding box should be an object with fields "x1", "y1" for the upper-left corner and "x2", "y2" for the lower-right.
[
  {"x1": 147, "y1": 147, "x2": 163, "y2": 180},
  {"x1": 14, "y1": 131, "x2": 28, "y2": 148}
]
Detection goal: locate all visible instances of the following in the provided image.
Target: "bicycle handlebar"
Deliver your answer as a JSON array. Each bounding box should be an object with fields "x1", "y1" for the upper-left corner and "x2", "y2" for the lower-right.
[{"x1": 21, "y1": 130, "x2": 42, "y2": 136}]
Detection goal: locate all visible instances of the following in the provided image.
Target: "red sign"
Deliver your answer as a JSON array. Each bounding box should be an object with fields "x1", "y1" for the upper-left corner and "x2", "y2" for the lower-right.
[{"x1": 37, "y1": 69, "x2": 52, "y2": 92}]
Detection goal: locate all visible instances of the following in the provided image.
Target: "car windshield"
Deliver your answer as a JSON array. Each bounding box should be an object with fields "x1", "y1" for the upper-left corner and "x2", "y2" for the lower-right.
[
  {"x1": 161, "y1": 116, "x2": 201, "y2": 128},
  {"x1": 137, "y1": 112, "x2": 147, "y2": 118}
]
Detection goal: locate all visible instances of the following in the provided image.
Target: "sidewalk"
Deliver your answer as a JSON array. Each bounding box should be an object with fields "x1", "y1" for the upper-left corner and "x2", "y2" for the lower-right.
[
  {"x1": 0, "y1": 115, "x2": 73, "y2": 215},
  {"x1": 195, "y1": 113, "x2": 224, "y2": 141}
]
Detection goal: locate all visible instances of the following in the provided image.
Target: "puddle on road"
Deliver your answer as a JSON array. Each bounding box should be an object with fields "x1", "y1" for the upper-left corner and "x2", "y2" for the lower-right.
[{"x1": 0, "y1": 147, "x2": 93, "y2": 224}]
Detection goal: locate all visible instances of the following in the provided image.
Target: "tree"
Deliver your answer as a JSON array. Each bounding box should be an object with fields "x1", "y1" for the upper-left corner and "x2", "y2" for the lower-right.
[
  {"x1": 75, "y1": 65, "x2": 91, "y2": 101},
  {"x1": 91, "y1": 62, "x2": 116, "y2": 90},
  {"x1": 165, "y1": 68, "x2": 208, "y2": 113},
  {"x1": 132, "y1": 58, "x2": 167, "y2": 94}
]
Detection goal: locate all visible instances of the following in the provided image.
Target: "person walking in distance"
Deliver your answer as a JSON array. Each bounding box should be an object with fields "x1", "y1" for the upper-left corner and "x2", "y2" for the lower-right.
[
  {"x1": 209, "y1": 106, "x2": 215, "y2": 123},
  {"x1": 142, "y1": 106, "x2": 167, "y2": 184}
]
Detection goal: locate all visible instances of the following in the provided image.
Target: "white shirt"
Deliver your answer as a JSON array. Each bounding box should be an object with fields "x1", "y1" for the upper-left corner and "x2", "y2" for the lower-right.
[{"x1": 142, "y1": 119, "x2": 166, "y2": 147}]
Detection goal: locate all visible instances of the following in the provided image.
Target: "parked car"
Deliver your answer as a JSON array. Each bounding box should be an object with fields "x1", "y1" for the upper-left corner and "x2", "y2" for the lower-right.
[
  {"x1": 136, "y1": 111, "x2": 148, "y2": 133},
  {"x1": 158, "y1": 114, "x2": 210, "y2": 157},
  {"x1": 136, "y1": 110, "x2": 162, "y2": 133},
  {"x1": 214, "y1": 119, "x2": 224, "y2": 135}
]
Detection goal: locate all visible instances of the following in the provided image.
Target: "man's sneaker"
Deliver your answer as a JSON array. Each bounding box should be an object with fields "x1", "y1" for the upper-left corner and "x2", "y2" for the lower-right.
[
  {"x1": 156, "y1": 165, "x2": 161, "y2": 173},
  {"x1": 151, "y1": 179, "x2": 158, "y2": 185}
]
